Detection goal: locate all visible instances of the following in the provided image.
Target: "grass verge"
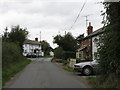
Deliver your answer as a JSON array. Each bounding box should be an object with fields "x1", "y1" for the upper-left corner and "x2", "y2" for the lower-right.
[
  {"x1": 2, "y1": 58, "x2": 31, "y2": 86},
  {"x1": 52, "y1": 58, "x2": 75, "y2": 73},
  {"x1": 63, "y1": 66, "x2": 75, "y2": 72},
  {"x1": 87, "y1": 75, "x2": 120, "y2": 88},
  {"x1": 39, "y1": 56, "x2": 53, "y2": 58}
]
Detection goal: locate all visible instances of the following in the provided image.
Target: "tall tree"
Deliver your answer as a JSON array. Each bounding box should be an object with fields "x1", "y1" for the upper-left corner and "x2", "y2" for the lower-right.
[
  {"x1": 97, "y1": 2, "x2": 120, "y2": 82},
  {"x1": 40, "y1": 40, "x2": 52, "y2": 56},
  {"x1": 76, "y1": 34, "x2": 84, "y2": 46},
  {"x1": 8, "y1": 25, "x2": 28, "y2": 51},
  {"x1": 53, "y1": 32, "x2": 78, "y2": 52}
]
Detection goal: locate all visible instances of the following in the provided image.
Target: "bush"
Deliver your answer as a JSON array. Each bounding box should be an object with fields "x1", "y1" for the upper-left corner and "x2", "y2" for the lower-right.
[
  {"x1": 54, "y1": 47, "x2": 65, "y2": 59},
  {"x1": 87, "y1": 74, "x2": 120, "y2": 88},
  {"x1": 76, "y1": 58, "x2": 81, "y2": 63},
  {"x1": 63, "y1": 51, "x2": 76, "y2": 60},
  {"x1": 2, "y1": 42, "x2": 31, "y2": 86},
  {"x1": 2, "y1": 42, "x2": 24, "y2": 69}
]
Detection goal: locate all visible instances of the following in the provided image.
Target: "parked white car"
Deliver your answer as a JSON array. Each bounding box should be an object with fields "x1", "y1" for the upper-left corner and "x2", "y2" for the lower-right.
[{"x1": 74, "y1": 60, "x2": 98, "y2": 75}]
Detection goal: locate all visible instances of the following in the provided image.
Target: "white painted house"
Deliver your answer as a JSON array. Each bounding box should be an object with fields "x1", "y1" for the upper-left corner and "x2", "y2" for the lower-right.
[
  {"x1": 92, "y1": 28, "x2": 104, "y2": 60},
  {"x1": 23, "y1": 38, "x2": 43, "y2": 56}
]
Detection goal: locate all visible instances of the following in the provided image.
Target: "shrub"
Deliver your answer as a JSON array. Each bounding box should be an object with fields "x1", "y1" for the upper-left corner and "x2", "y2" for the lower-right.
[
  {"x1": 63, "y1": 51, "x2": 76, "y2": 60},
  {"x1": 2, "y1": 42, "x2": 24, "y2": 69},
  {"x1": 54, "y1": 47, "x2": 65, "y2": 59}
]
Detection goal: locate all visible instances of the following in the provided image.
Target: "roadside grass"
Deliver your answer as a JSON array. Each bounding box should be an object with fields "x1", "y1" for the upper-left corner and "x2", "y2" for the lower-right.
[
  {"x1": 39, "y1": 56, "x2": 53, "y2": 58},
  {"x1": 0, "y1": 70, "x2": 2, "y2": 89},
  {"x1": 87, "y1": 77, "x2": 99, "y2": 88},
  {"x1": 51, "y1": 58, "x2": 75, "y2": 73},
  {"x1": 87, "y1": 75, "x2": 120, "y2": 88},
  {"x1": 2, "y1": 58, "x2": 31, "y2": 86},
  {"x1": 63, "y1": 66, "x2": 75, "y2": 73}
]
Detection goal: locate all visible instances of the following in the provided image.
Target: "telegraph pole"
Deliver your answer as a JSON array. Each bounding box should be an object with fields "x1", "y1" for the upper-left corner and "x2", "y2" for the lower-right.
[
  {"x1": 5, "y1": 27, "x2": 8, "y2": 38},
  {"x1": 85, "y1": 16, "x2": 88, "y2": 29},
  {"x1": 40, "y1": 31, "x2": 41, "y2": 42}
]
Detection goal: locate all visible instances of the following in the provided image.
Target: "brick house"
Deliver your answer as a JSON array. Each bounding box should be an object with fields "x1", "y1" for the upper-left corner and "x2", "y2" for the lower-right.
[
  {"x1": 76, "y1": 22, "x2": 104, "y2": 61},
  {"x1": 76, "y1": 22, "x2": 93, "y2": 61}
]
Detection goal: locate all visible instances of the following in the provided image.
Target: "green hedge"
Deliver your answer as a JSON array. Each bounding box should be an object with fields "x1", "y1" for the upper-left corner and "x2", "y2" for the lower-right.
[
  {"x1": 2, "y1": 42, "x2": 23, "y2": 68},
  {"x1": 2, "y1": 42, "x2": 31, "y2": 86},
  {"x1": 63, "y1": 51, "x2": 76, "y2": 60}
]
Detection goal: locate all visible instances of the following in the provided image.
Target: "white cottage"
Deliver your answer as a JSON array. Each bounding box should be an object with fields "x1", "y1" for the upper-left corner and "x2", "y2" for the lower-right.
[
  {"x1": 23, "y1": 38, "x2": 43, "y2": 56},
  {"x1": 92, "y1": 28, "x2": 104, "y2": 60}
]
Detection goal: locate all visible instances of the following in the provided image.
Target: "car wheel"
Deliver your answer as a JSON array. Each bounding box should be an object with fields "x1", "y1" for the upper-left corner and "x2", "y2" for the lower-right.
[{"x1": 83, "y1": 67, "x2": 93, "y2": 76}]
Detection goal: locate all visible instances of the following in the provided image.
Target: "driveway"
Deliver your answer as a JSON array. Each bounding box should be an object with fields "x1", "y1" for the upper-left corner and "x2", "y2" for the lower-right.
[{"x1": 4, "y1": 58, "x2": 90, "y2": 88}]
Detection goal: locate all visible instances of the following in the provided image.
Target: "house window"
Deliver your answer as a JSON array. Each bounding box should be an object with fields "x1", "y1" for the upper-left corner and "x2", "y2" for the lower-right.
[
  {"x1": 24, "y1": 50, "x2": 27, "y2": 53},
  {"x1": 94, "y1": 52, "x2": 99, "y2": 60},
  {"x1": 94, "y1": 38, "x2": 98, "y2": 42}
]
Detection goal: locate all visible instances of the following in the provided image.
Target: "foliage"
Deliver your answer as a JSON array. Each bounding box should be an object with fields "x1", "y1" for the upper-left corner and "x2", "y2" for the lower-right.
[
  {"x1": 87, "y1": 75, "x2": 120, "y2": 88},
  {"x1": 97, "y1": 2, "x2": 120, "y2": 77},
  {"x1": 40, "y1": 40, "x2": 53, "y2": 56},
  {"x1": 2, "y1": 42, "x2": 23, "y2": 68},
  {"x1": 95, "y1": 2, "x2": 120, "y2": 88},
  {"x1": 76, "y1": 58, "x2": 81, "y2": 63},
  {"x1": 53, "y1": 32, "x2": 78, "y2": 52},
  {"x1": 2, "y1": 58, "x2": 31, "y2": 86},
  {"x1": 63, "y1": 67, "x2": 75, "y2": 72},
  {"x1": 2, "y1": 25, "x2": 30, "y2": 86},
  {"x1": 8, "y1": 25, "x2": 28, "y2": 51},
  {"x1": 76, "y1": 34, "x2": 84, "y2": 46},
  {"x1": 63, "y1": 51, "x2": 76, "y2": 60},
  {"x1": 2, "y1": 41, "x2": 31, "y2": 86},
  {"x1": 53, "y1": 32, "x2": 79, "y2": 60},
  {"x1": 54, "y1": 47, "x2": 65, "y2": 59}
]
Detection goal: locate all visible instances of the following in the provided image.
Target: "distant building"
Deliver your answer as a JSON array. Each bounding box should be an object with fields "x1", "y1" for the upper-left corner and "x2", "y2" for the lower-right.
[
  {"x1": 23, "y1": 38, "x2": 43, "y2": 56},
  {"x1": 76, "y1": 22, "x2": 93, "y2": 61}
]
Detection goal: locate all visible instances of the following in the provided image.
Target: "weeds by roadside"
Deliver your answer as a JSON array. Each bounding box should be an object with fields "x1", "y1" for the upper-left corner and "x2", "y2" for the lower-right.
[
  {"x1": 87, "y1": 75, "x2": 120, "y2": 89},
  {"x1": 2, "y1": 58, "x2": 31, "y2": 86},
  {"x1": 63, "y1": 66, "x2": 75, "y2": 72},
  {"x1": 38, "y1": 56, "x2": 53, "y2": 58}
]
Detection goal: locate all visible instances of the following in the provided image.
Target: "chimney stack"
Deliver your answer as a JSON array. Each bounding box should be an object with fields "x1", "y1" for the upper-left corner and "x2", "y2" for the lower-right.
[
  {"x1": 35, "y1": 38, "x2": 38, "y2": 41},
  {"x1": 87, "y1": 22, "x2": 93, "y2": 35}
]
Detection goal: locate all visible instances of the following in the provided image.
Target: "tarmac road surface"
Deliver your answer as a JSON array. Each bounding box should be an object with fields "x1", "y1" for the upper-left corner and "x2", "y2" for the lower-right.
[{"x1": 4, "y1": 58, "x2": 90, "y2": 88}]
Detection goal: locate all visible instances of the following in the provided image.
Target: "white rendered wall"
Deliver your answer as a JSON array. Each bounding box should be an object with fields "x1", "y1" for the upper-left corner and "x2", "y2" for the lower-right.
[{"x1": 92, "y1": 35, "x2": 99, "y2": 60}]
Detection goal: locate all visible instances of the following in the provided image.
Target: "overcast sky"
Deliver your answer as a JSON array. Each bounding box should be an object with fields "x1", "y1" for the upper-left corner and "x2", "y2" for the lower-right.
[{"x1": 0, "y1": 0, "x2": 105, "y2": 48}]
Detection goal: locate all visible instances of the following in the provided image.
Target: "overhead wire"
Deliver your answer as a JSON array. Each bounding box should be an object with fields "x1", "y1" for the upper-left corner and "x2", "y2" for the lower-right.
[{"x1": 68, "y1": 0, "x2": 87, "y2": 31}]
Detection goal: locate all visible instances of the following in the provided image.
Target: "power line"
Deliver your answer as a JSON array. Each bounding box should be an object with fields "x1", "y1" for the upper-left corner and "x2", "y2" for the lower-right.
[{"x1": 68, "y1": 0, "x2": 87, "y2": 31}]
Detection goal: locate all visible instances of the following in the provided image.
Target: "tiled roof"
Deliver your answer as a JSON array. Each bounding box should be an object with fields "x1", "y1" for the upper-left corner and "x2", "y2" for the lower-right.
[
  {"x1": 24, "y1": 39, "x2": 40, "y2": 45},
  {"x1": 84, "y1": 28, "x2": 104, "y2": 40}
]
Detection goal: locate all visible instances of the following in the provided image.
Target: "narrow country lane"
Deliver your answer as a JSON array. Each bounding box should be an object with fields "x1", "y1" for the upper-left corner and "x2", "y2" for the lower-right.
[{"x1": 4, "y1": 58, "x2": 90, "y2": 88}]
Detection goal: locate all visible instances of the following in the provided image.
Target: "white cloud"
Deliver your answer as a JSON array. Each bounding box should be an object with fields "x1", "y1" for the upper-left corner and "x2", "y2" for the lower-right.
[{"x1": 0, "y1": 0, "x2": 105, "y2": 48}]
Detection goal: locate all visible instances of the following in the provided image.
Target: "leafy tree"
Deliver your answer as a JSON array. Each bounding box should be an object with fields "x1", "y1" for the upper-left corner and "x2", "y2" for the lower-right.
[
  {"x1": 53, "y1": 32, "x2": 78, "y2": 52},
  {"x1": 76, "y1": 34, "x2": 84, "y2": 46},
  {"x1": 53, "y1": 35, "x2": 63, "y2": 47},
  {"x1": 40, "y1": 40, "x2": 52, "y2": 56},
  {"x1": 96, "y1": 2, "x2": 120, "y2": 88},
  {"x1": 98, "y1": 2, "x2": 120, "y2": 76},
  {"x1": 2, "y1": 27, "x2": 9, "y2": 42},
  {"x1": 53, "y1": 32, "x2": 78, "y2": 60},
  {"x1": 8, "y1": 25, "x2": 28, "y2": 51}
]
